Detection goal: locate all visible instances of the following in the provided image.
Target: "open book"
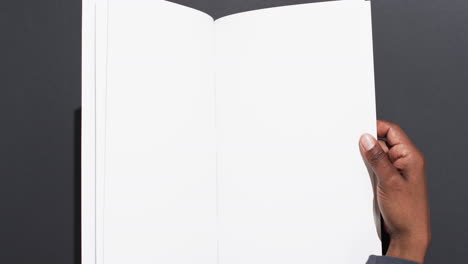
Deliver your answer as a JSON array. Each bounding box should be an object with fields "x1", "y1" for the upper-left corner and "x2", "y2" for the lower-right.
[{"x1": 82, "y1": 0, "x2": 381, "y2": 263}]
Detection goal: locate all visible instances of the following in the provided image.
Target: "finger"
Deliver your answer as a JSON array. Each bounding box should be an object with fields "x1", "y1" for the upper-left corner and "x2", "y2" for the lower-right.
[
  {"x1": 388, "y1": 144, "x2": 425, "y2": 176},
  {"x1": 359, "y1": 133, "x2": 401, "y2": 185},
  {"x1": 377, "y1": 120, "x2": 415, "y2": 148},
  {"x1": 387, "y1": 144, "x2": 409, "y2": 164},
  {"x1": 378, "y1": 140, "x2": 389, "y2": 153}
]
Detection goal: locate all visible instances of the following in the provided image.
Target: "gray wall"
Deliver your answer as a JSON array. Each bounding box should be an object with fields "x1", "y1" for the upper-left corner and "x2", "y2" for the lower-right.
[
  {"x1": 371, "y1": 1, "x2": 468, "y2": 262},
  {"x1": 0, "y1": 0, "x2": 466, "y2": 263},
  {"x1": 0, "y1": 0, "x2": 81, "y2": 263}
]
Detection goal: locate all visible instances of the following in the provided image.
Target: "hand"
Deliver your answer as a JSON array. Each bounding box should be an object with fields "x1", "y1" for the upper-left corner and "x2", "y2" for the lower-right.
[{"x1": 359, "y1": 120, "x2": 431, "y2": 263}]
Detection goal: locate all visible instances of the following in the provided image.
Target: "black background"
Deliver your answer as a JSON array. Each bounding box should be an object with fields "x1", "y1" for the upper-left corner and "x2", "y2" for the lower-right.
[{"x1": 0, "y1": 0, "x2": 467, "y2": 263}]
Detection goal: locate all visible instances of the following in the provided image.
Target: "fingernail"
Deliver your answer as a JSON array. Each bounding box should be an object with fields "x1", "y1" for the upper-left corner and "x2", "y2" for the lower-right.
[{"x1": 360, "y1": 134, "x2": 376, "y2": 151}]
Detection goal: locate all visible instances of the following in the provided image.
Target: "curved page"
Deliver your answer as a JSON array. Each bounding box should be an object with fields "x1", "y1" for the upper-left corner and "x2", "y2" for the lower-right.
[
  {"x1": 102, "y1": 1, "x2": 216, "y2": 263},
  {"x1": 215, "y1": 1, "x2": 380, "y2": 263}
]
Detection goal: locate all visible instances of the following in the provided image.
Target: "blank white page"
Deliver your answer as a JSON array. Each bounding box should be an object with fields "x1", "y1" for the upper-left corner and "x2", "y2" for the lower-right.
[
  {"x1": 215, "y1": 1, "x2": 380, "y2": 263},
  {"x1": 102, "y1": 1, "x2": 216, "y2": 264}
]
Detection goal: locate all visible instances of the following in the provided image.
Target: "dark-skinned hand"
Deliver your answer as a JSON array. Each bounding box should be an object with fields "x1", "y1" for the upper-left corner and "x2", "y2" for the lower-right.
[{"x1": 359, "y1": 120, "x2": 431, "y2": 263}]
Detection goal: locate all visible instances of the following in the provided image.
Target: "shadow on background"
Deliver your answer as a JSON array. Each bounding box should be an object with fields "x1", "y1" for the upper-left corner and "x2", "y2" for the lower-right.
[
  {"x1": 75, "y1": 108, "x2": 82, "y2": 264},
  {"x1": 381, "y1": 216, "x2": 390, "y2": 255}
]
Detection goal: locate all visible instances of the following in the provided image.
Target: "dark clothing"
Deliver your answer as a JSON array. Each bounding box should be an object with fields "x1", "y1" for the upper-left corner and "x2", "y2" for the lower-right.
[{"x1": 367, "y1": 255, "x2": 422, "y2": 264}]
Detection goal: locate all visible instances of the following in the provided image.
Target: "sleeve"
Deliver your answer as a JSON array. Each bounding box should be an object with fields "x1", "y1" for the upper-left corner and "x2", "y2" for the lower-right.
[{"x1": 366, "y1": 255, "x2": 423, "y2": 264}]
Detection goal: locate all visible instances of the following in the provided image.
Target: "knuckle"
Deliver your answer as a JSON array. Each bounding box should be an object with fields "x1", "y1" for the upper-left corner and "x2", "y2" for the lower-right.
[
  {"x1": 408, "y1": 151, "x2": 426, "y2": 168},
  {"x1": 392, "y1": 123, "x2": 402, "y2": 132},
  {"x1": 383, "y1": 120, "x2": 399, "y2": 129}
]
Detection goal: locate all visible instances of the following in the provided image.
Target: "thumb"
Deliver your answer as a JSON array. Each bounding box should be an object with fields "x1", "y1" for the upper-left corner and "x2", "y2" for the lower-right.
[{"x1": 359, "y1": 133, "x2": 400, "y2": 185}]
